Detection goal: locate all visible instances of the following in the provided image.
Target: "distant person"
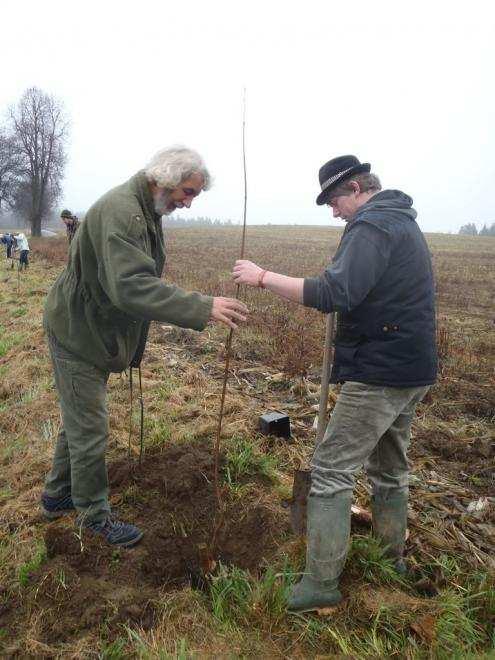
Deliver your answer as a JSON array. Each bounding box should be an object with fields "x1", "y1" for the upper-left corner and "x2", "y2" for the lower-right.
[
  {"x1": 42, "y1": 146, "x2": 248, "y2": 548},
  {"x1": 60, "y1": 209, "x2": 80, "y2": 243},
  {"x1": 233, "y1": 155, "x2": 437, "y2": 613},
  {"x1": 14, "y1": 232, "x2": 29, "y2": 269},
  {"x1": 1, "y1": 232, "x2": 15, "y2": 260}
]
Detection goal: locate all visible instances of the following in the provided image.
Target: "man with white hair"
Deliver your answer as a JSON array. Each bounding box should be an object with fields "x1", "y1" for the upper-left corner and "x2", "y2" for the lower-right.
[{"x1": 41, "y1": 146, "x2": 248, "y2": 547}]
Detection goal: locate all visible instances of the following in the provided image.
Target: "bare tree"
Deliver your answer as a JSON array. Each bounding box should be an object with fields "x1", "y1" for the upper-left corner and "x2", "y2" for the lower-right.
[
  {"x1": 8, "y1": 87, "x2": 69, "y2": 236},
  {"x1": 458, "y1": 222, "x2": 478, "y2": 236},
  {"x1": 0, "y1": 129, "x2": 21, "y2": 211}
]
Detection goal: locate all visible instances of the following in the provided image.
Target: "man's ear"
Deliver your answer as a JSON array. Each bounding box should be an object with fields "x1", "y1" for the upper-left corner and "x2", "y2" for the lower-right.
[{"x1": 350, "y1": 180, "x2": 361, "y2": 195}]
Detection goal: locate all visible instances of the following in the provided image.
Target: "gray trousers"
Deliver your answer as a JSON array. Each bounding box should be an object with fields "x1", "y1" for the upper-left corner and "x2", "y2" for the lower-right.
[
  {"x1": 44, "y1": 333, "x2": 111, "y2": 523},
  {"x1": 311, "y1": 381, "x2": 429, "y2": 498}
]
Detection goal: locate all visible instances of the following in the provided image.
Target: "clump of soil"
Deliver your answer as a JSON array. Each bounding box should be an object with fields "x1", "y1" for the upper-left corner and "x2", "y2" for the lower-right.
[{"x1": 24, "y1": 441, "x2": 288, "y2": 645}]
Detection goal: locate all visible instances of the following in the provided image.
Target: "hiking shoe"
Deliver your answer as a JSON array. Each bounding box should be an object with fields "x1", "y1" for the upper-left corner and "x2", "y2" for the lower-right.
[
  {"x1": 83, "y1": 517, "x2": 143, "y2": 548},
  {"x1": 41, "y1": 492, "x2": 75, "y2": 519}
]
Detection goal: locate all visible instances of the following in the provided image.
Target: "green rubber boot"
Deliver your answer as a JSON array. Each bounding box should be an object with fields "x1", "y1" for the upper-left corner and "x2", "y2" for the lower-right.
[
  {"x1": 371, "y1": 490, "x2": 409, "y2": 574},
  {"x1": 287, "y1": 492, "x2": 352, "y2": 613}
]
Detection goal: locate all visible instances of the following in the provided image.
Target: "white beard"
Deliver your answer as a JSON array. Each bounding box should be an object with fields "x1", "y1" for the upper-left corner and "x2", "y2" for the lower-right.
[{"x1": 152, "y1": 189, "x2": 173, "y2": 216}]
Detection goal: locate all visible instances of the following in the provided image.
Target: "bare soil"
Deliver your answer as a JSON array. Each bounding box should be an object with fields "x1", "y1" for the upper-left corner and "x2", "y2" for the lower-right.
[{"x1": 2, "y1": 441, "x2": 288, "y2": 648}]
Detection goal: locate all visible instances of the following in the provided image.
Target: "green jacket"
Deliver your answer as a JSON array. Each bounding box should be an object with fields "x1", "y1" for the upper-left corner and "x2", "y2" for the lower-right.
[{"x1": 44, "y1": 171, "x2": 213, "y2": 372}]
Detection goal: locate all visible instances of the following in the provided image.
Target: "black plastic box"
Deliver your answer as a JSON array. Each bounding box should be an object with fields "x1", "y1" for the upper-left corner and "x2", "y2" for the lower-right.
[{"x1": 259, "y1": 411, "x2": 291, "y2": 439}]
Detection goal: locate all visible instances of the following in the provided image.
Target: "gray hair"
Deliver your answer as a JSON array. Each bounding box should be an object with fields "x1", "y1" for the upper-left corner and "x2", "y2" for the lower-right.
[
  {"x1": 331, "y1": 172, "x2": 381, "y2": 197},
  {"x1": 144, "y1": 146, "x2": 212, "y2": 191}
]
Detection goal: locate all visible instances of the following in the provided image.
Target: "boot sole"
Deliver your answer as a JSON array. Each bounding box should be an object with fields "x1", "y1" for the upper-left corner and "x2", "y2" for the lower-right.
[
  {"x1": 114, "y1": 531, "x2": 144, "y2": 548},
  {"x1": 288, "y1": 595, "x2": 343, "y2": 615}
]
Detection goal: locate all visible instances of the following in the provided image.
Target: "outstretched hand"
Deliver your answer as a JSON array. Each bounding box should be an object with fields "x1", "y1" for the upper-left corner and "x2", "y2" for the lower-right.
[
  {"x1": 210, "y1": 297, "x2": 249, "y2": 330},
  {"x1": 232, "y1": 260, "x2": 263, "y2": 287}
]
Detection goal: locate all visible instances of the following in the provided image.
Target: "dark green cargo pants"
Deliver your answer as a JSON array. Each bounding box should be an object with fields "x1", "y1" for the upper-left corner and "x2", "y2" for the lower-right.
[{"x1": 44, "y1": 333, "x2": 111, "y2": 523}]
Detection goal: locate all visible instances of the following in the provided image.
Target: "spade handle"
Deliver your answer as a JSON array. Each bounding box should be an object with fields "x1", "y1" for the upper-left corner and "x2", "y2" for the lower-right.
[{"x1": 316, "y1": 313, "x2": 335, "y2": 443}]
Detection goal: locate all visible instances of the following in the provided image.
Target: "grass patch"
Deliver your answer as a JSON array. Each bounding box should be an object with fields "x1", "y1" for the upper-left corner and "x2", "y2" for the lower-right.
[
  {"x1": 18, "y1": 542, "x2": 47, "y2": 587},
  {"x1": 156, "y1": 377, "x2": 179, "y2": 402},
  {"x1": 433, "y1": 589, "x2": 486, "y2": 656},
  {"x1": 40, "y1": 418, "x2": 57, "y2": 443},
  {"x1": 1, "y1": 435, "x2": 29, "y2": 461},
  {"x1": 124, "y1": 626, "x2": 191, "y2": 659},
  {"x1": 12, "y1": 307, "x2": 27, "y2": 318},
  {"x1": 145, "y1": 418, "x2": 173, "y2": 448},
  {"x1": 0, "y1": 327, "x2": 24, "y2": 357},
  {"x1": 421, "y1": 554, "x2": 495, "y2": 652},
  {"x1": 223, "y1": 435, "x2": 278, "y2": 487},
  {"x1": 99, "y1": 636, "x2": 128, "y2": 659},
  {"x1": 19, "y1": 377, "x2": 51, "y2": 405},
  {"x1": 348, "y1": 535, "x2": 407, "y2": 586},
  {"x1": 0, "y1": 487, "x2": 13, "y2": 504},
  {"x1": 209, "y1": 562, "x2": 294, "y2": 630}
]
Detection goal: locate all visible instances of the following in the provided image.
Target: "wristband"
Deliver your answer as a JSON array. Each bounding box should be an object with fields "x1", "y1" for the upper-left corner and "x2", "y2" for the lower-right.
[{"x1": 258, "y1": 269, "x2": 268, "y2": 289}]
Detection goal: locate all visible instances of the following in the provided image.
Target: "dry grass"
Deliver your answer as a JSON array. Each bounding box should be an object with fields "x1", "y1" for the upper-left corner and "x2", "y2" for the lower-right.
[{"x1": 0, "y1": 227, "x2": 494, "y2": 657}]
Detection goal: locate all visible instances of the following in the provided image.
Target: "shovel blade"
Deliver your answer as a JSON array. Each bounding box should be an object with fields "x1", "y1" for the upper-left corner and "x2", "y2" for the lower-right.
[{"x1": 287, "y1": 468, "x2": 311, "y2": 536}]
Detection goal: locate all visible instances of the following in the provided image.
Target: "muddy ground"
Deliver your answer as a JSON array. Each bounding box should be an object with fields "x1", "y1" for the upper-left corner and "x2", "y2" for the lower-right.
[{"x1": 1, "y1": 441, "x2": 288, "y2": 649}]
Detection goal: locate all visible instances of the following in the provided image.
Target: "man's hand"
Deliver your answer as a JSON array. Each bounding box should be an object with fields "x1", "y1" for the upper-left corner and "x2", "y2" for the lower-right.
[
  {"x1": 210, "y1": 297, "x2": 248, "y2": 330},
  {"x1": 232, "y1": 260, "x2": 263, "y2": 287}
]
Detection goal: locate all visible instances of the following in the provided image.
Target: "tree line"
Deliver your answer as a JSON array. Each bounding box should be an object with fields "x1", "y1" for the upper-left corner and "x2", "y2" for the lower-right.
[
  {"x1": 458, "y1": 222, "x2": 495, "y2": 236},
  {"x1": 163, "y1": 216, "x2": 239, "y2": 227},
  {"x1": 0, "y1": 87, "x2": 68, "y2": 236}
]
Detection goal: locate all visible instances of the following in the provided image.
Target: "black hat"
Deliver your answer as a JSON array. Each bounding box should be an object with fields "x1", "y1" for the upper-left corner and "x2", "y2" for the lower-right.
[
  {"x1": 61, "y1": 209, "x2": 72, "y2": 218},
  {"x1": 316, "y1": 155, "x2": 371, "y2": 206}
]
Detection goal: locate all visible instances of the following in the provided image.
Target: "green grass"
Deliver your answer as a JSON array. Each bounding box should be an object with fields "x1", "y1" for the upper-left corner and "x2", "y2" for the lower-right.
[
  {"x1": 12, "y1": 307, "x2": 27, "y2": 318},
  {"x1": 18, "y1": 542, "x2": 47, "y2": 587},
  {"x1": 209, "y1": 562, "x2": 294, "y2": 631},
  {"x1": 123, "y1": 626, "x2": 191, "y2": 659},
  {"x1": 0, "y1": 487, "x2": 13, "y2": 504},
  {"x1": 156, "y1": 377, "x2": 179, "y2": 402},
  {"x1": 223, "y1": 435, "x2": 278, "y2": 486},
  {"x1": 0, "y1": 327, "x2": 24, "y2": 357},
  {"x1": 40, "y1": 418, "x2": 57, "y2": 443},
  {"x1": 421, "y1": 555, "x2": 495, "y2": 654},
  {"x1": 99, "y1": 636, "x2": 128, "y2": 659},
  {"x1": 433, "y1": 589, "x2": 486, "y2": 657},
  {"x1": 146, "y1": 418, "x2": 173, "y2": 447},
  {"x1": 1, "y1": 435, "x2": 29, "y2": 461},
  {"x1": 19, "y1": 377, "x2": 51, "y2": 405},
  {"x1": 348, "y1": 535, "x2": 407, "y2": 586}
]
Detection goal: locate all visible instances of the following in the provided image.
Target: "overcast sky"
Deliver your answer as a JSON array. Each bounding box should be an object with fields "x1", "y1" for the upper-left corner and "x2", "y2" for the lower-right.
[{"x1": 1, "y1": 0, "x2": 494, "y2": 232}]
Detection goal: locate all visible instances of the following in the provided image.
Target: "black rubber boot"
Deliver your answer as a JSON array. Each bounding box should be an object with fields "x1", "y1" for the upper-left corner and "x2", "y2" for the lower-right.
[
  {"x1": 371, "y1": 490, "x2": 408, "y2": 574},
  {"x1": 287, "y1": 492, "x2": 352, "y2": 613}
]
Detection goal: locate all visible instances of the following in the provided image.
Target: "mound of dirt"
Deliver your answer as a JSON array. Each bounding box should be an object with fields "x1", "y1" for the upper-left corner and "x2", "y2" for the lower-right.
[{"x1": 20, "y1": 441, "x2": 288, "y2": 645}]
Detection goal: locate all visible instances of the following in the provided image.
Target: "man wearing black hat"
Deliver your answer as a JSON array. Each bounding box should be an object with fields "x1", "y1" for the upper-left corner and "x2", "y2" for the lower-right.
[{"x1": 233, "y1": 155, "x2": 437, "y2": 613}]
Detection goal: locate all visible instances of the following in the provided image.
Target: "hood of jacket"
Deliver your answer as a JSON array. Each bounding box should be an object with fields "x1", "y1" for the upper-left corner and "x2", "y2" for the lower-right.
[{"x1": 354, "y1": 189, "x2": 417, "y2": 222}]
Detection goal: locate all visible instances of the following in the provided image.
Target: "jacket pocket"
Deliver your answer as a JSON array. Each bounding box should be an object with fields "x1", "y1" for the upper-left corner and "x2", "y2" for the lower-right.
[
  {"x1": 333, "y1": 341, "x2": 360, "y2": 377},
  {"x1": 84, "y1": 297, "x2": 128, "y2": 362}
]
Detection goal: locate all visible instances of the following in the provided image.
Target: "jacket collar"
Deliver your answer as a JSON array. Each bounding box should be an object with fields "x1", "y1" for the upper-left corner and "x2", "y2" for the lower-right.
[{"x1": 131, "y1": 170, "x2": 162, "y2": 232}]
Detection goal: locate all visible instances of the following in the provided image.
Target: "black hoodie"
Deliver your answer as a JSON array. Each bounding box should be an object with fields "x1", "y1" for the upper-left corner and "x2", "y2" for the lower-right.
[{"x1": 303, "y1": 190, "x2": 437, "y2": 387}]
